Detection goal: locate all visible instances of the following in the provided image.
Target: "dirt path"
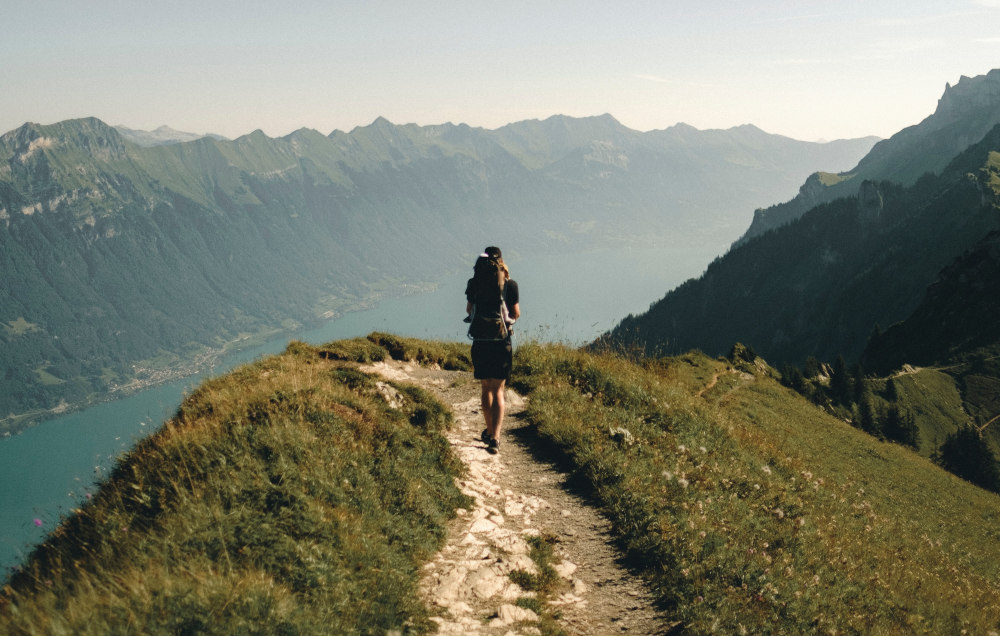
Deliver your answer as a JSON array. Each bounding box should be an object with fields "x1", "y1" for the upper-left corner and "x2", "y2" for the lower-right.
[
  {"x1": 360, "y1": 360, "x2": 674, "y2": 635},
  {"x1": 696, "y1": 372, "x2": 721, "y2": 398}
]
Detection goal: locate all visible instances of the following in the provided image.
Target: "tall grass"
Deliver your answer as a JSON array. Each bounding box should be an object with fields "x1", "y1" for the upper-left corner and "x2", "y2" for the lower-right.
[
  {"x1": 513, "y1": 341, "x2": 1000, "y2": 633},
  {"x1": 1, "y1": 338, "x2": 469, "y2": 634}
]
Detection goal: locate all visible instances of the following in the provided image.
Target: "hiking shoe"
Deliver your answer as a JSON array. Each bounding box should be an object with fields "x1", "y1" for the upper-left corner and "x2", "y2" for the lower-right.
[
  {"x1": 481, "y1": 429, "x2": 491, "y2": 444},
  {"x1": 486, "y1": 438, "x2": 499, "y2": 454}
]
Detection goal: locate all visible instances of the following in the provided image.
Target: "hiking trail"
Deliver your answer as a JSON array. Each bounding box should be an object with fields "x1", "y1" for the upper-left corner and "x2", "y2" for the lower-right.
[{"x1": 360, "y1": 359, "x2": 674, "y2": 635}]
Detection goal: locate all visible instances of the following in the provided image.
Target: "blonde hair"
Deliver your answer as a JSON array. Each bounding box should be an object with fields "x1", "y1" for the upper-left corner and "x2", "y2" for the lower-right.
[{"x1": 496, "y1": 257, "x2": 510, "y2": 283}]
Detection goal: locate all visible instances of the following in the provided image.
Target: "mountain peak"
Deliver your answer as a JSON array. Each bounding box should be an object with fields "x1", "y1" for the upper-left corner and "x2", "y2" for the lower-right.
[
  {"x1": 932, "y1": 69, "x2": 1000, "y2": 126},
  {"x1": 1, "y1": 117, "x2": 129, "y2": 162}
]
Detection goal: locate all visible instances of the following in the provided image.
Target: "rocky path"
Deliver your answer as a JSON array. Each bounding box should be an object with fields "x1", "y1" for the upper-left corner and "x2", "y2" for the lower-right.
[{"x1": 361, "y1": 360, "x2": 673, "y2": 635}]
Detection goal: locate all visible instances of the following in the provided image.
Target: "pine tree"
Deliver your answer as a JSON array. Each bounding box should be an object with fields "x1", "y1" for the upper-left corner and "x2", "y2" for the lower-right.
[
  {"x1": 935, "y1": 427, "x2": 1000, "y2": 493},
  {"x1": 803, "y1": 356, "x2": 821, "y2": 379},
  {"x1": 883, "y1": 405, "x2": 919, "y2": 449},
  {"x1": 830, "y1": 355, "x2": 852, "y2": 406},
  {"x1": 858, "y1": 390, "x2": 881, "y2": 437}
]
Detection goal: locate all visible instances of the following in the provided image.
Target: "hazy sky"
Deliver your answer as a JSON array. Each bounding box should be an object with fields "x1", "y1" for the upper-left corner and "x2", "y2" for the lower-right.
[{"x1": 3, "y1": 1, "x2": 998, "y2": 142}]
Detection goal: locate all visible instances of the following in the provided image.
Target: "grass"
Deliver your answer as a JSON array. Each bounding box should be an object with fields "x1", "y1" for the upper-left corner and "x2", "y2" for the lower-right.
[
  {"x1": 4, "y1": 318, "x2": 40, "y2": 337},
  {"x1": 316, "y1": 333, "x2": 473, "y2": 371},
  {"x1": 509, "y1": 533, "x2": 566, "y2": 636},
  {"x1": 5, "y1": 334, "x2": 1000, "y2": 633},
  {"x1": 32, "y1": 366, "x2": 64, "y2": 386},
  {"x1": 882, "y1": 368, "x2": 974, "y2": 455},
  {"x1": 512, "y1": 341, "x2": 1000, "y2": 634},
  {"x1": 0, "y1": 337, "x2": 470, "y2": 635}
]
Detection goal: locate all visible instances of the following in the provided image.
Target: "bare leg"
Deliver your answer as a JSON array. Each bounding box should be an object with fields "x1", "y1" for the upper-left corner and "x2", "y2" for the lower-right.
[
  {"x1": 480, "y1": 380, "x2": 495, "y2": 435},
  {"x1": 481, "y1": 378, "x2": 506, "y2": 440}
]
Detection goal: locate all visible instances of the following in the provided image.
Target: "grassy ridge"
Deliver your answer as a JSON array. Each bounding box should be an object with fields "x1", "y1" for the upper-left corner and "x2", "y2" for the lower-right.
[
  {"x1": 5, "y1": 335, "x2": 1000, "y2": 633},
  {"x1": 513, "y1": 342, "x2": 1000, "y2": 633},
  {"x1": 0, "y1": 337, "x2": 470, "y2": 634}
]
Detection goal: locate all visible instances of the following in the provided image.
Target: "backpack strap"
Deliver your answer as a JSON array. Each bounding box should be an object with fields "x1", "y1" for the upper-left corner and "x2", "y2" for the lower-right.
[{"x1": 499, "y1": 282, "x2": 509, "y2": 339}]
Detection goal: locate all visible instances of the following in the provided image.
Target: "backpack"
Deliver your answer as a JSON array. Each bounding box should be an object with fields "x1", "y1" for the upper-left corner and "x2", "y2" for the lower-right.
[{"x1": 467, "y1": 283, "x2": 511, "y2": 341}]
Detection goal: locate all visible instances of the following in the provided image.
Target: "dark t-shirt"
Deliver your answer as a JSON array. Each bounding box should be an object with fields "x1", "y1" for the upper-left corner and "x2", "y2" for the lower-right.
[{"x1": 466, "y1": 279, "x2": 519, "y2": 320}]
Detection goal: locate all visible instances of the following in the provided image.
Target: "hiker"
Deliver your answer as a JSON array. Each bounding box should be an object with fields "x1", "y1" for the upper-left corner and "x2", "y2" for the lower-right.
[{"x1": 465, "y1": 246, "x2": 520, "y2": 454}]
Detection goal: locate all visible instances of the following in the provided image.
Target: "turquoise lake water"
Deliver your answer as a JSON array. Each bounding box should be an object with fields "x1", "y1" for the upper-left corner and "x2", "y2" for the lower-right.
[{"x1": 0, "y1": 241, "x2": 726, "y2": 575}]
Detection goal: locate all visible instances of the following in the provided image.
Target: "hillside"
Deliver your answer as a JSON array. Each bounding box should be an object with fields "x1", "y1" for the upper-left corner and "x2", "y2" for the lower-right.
[
  {"x1": 0, "y1": 115, "x2": 875, "y2": 430},
  {"x1": 860, "y1": 227, "x2": 1000, "y2": 453},
  {"x1": 862, "y1": 228, "x2": 1000, "y2": 378},
  {"x1": 599, "y1": 72, "x2": 1000, "y2": 508},
  {"x1": 602, "y1": 123, "x2": 1000, "y2": 369},
  {"x1": 743, "y1": 69, "x2": 1000, "y2": 242},
  {"x1": 3, "y1": 336, "x2": 998, "y2": 633}
]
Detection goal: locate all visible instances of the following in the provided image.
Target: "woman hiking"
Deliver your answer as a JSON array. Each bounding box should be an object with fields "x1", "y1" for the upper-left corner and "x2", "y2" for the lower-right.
[{"x1": 465, "y1": 246, "x2": 520, "y2": 454}]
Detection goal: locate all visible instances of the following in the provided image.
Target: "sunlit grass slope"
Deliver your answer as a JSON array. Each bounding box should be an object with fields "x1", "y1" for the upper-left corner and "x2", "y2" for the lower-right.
[
  {"x1": 513, "y1": 342, "x2": 1000, "y2": 634},
  {"x1": 0, "y1": 336, "x2": 471, "y2": 635},
  {"x1": 4, "y1": 335, "x2": 999, "y2": 633}
]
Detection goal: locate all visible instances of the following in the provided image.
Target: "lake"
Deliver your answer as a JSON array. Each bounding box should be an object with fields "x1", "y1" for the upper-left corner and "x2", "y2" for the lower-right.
[{"x1": 0, "y1": 240, "x2": 727, "y2": 575}]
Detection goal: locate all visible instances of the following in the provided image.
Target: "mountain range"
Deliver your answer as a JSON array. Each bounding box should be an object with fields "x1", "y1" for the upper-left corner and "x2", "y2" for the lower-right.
[
  {"x1": 602, "y1": 69, "x2": 1000, "y2": 463},
  {"x1": 4, "y1": 70, "x2": 1000, "y2": 632},
  {"x1": 0, "y1": 115, "x2": 875, "y2": 429}
]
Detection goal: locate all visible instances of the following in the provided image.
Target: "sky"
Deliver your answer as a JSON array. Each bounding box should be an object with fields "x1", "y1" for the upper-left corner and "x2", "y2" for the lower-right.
[{"x1": 2, "y1": 1, "x2": 999, "y2": 142}]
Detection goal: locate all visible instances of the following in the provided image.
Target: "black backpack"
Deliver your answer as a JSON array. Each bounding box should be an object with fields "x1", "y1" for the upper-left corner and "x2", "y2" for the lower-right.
[{"x1": 467, "y1": 283, "x2": 511, "y2": 341}]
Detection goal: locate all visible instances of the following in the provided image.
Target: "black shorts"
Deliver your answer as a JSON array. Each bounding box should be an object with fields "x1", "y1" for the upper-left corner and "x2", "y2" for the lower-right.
[{"x1": 471, "y1": 338, "x2": 512, "y2": 381}]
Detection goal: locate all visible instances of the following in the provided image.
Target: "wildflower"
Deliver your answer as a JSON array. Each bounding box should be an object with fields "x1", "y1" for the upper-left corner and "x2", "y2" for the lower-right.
[
  {"x1": 699, "y1": 445, "x2": 707, "y2": 454},
  {"x1": 677, "y1": 477, "x2": 690, "y2": 489},
  {"x1": 678, "y1": 444, "x2": 687, "y2": 453},
  {"x1": 773, "y1": 508, "x2": 785, "y2": 519},
  {"x1": 33, "y1": 518, "x2": 43, "y2": 527},
  {"x1": 762, "y1": 465, "x2": 772, "y2": 475}
]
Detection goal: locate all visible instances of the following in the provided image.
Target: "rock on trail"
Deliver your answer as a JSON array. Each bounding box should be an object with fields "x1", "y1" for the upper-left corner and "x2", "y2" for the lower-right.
[{"x1": 361, "y1": 360, "x2": 673, "y2": 635}]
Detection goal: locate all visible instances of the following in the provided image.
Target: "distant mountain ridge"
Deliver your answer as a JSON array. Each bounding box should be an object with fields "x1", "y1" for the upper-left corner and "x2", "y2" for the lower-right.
[
  {"x1": 0, "y1": 114, "x2": 875, "y2": 427},
  {"x1": 113, "y1": 125, "x2": 228, "y2": 147},
  {"x1": 742, "y1": 69, "x2": 1000, "y2": 242}
]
